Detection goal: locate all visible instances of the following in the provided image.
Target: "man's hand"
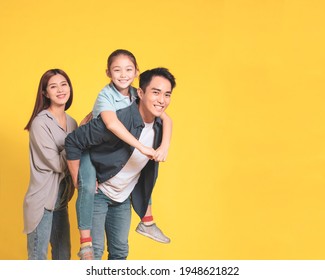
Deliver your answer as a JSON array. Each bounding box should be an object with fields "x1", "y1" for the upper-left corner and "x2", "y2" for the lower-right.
[{"x1": 153, "y1": 144, "x2": 169, "y2": 162}]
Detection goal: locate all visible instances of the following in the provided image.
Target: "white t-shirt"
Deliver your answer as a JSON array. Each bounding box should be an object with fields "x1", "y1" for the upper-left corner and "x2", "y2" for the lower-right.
[{"x1": 98, "y1": 122, "x2": 154, "y2": 202}]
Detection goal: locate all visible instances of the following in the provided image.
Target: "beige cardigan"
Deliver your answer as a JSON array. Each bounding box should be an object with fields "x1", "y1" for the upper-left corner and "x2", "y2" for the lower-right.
[{"x1": 23, "y1": 110, "x2": 77, "y2": 234}]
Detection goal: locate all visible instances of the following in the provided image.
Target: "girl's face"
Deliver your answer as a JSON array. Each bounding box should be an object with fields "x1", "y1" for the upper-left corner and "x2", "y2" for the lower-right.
[
  {"x1": 107, "y1": 55, "x2": 138, "y2": 95},
  {"x1": 45, "y1": 74, "x2": 71, "y2": 108}
]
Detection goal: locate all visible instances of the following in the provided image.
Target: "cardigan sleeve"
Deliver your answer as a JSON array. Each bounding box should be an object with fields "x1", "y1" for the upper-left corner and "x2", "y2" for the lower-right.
[{"x1": 29, "y1": 118, "x2": 67, "y2": 173}]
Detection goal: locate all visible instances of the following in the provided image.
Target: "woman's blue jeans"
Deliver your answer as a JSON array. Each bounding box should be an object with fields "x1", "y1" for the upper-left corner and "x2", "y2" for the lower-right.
[
  {"x1": 91, "y1": 189, "x2": 131, "y2": 260},
  {"x1": 27, "y1": 177, "x2": 72, "y2": 260}
]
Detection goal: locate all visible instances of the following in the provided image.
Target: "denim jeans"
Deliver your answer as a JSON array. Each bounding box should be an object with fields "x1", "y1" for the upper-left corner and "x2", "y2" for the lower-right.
[
  {"x1": 76, "y1": 150, "x2": 97, "y2": 230},
  {"x1": 91, "y1": 189, "x2": 131, "y2": 260},
  {"x1": 27, "y1": 177, "x2": 72, "y2": 260}
]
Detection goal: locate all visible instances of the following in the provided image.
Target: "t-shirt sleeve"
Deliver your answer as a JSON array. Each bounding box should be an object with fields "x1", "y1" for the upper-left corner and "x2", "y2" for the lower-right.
[{"x1": 92, "y1": 88, "x2": 116, "y2": 117}]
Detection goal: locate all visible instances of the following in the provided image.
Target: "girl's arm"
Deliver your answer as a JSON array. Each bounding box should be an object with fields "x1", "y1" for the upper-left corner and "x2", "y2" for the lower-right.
[
  {"x1": 154, "y1": 111, "x2": 173, "y2": 162},
  {"x1": 101, "y1": 111, "x2": 156, "y2": 158}
]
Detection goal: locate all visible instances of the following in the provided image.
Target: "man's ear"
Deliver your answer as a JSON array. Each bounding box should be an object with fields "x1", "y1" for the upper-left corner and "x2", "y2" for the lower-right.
[{"x1": 137, "y1": 88, "x2": 144, "y2": 99}]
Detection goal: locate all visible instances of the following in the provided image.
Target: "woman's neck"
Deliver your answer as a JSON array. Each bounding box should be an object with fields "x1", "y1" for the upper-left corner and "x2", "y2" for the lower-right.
[{"x1": 47, "y1": 105, "x2": 67, "y2": 131}]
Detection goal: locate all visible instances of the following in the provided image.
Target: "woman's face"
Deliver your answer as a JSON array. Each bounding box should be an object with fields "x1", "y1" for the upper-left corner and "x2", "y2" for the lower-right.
[{"x1": 45, "y1": 74, "x2": 71, "y2": 107}]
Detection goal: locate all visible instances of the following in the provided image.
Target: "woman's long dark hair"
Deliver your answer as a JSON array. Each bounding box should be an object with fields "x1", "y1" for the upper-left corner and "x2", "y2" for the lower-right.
[{"x1": 24, "y1": 69, "x2": 73, "y2": 131}]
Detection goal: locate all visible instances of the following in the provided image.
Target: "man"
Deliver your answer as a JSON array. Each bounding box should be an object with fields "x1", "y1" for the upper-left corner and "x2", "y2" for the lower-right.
[{"x1": 65, "y1": 68, "x2": 176, "y2": 260}]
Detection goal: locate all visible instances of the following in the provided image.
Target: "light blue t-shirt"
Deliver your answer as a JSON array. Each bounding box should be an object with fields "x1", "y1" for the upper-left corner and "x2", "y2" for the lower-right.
[{"x1": 92, "y1": 83, "x2": 138, "y2": 118}]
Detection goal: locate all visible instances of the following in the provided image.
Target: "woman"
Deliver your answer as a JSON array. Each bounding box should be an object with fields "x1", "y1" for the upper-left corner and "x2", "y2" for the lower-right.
[{"x1": 23, "y1": 69, "x2": 78, "y2": 260}]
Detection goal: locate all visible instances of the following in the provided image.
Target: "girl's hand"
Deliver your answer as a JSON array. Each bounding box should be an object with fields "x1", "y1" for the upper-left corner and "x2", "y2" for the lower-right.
[
  {"x1": 95, "y1": 180, "x2": 99, "y2": 193},
  {"x1": 139, "y1": 145, "x2": 156, "y2": 159}
]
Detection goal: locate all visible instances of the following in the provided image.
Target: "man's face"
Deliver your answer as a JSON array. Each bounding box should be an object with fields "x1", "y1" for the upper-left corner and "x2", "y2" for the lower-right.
[{"x1": 137, "y1": 76, "x2": 172, "y2": 122}]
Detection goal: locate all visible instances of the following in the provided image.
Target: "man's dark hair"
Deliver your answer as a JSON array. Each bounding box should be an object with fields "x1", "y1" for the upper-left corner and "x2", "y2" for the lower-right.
[{"x1": 139, "y1": 67, "x2": 176, "y2": 92}]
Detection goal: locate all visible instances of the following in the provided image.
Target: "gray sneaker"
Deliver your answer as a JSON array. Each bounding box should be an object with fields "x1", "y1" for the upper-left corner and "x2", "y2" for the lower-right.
[
  {"x1": 135, "y1": 222, "x2": 171, "y2": 244},
  {"x1": 78, "y1": 245, "x2": 94, "y2": 260}
]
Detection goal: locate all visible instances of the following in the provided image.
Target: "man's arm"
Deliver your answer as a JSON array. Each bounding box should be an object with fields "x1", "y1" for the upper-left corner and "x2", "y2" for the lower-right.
[
  {"x1": 67, "y1": 159, "x2": 80, "y2": 188},
  {"x1": 65, "y1": 117, "x2": 112, "y2": 160},
  {"x1": 65, "y1": 117, "x2": 113, "y2": 187}
]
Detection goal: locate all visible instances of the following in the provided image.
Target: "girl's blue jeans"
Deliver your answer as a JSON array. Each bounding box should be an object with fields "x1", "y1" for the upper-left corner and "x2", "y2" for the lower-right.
[{"x1": 76, "y1": 150, "x2": 97, "y2": 230}]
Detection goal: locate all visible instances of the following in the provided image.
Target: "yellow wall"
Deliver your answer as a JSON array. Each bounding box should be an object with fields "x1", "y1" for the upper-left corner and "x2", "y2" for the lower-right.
[{"x1": 1, "y1": 0, "x2": 325, "y2": 260}]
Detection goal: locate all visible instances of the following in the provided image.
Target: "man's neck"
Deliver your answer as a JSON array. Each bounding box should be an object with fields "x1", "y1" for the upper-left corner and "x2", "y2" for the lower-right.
[{"x1": 138, "y1": 105, "x2": 155, "y2": 123}]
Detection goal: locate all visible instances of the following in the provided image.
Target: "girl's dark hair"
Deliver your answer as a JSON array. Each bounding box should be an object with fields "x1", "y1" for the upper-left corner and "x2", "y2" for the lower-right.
[
  {"x1": 139, "y1": 67, "x2": 176, "y2": 92},
  {"x1": 24, "y1": 69, "x2": 73, "y2": 131},
  {"x1": 107, "y1": 49, "x2": 139, "y2": 73}
]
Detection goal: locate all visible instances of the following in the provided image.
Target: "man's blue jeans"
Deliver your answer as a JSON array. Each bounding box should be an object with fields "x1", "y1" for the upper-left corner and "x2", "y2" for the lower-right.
[
  {"x1": 91, "y1": 189, "x2": 131, "y2": 260},
  {"x1": 27, "y1": 177, "x2": 72, "y2": 260},
  {"x1": 76, "y1": 150, "x2": 97, "y2": 230},
  {"x1": 76, "y1": 150, "x2": 153, "y2": 231}
]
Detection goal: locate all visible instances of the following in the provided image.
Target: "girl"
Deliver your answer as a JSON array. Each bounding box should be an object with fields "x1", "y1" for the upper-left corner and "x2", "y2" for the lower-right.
[
  {"x1": 71, "y1": 49, "x2": 172, "y2": 260},
  {"x1": 23, "y1": 69, "x2": 78, "y2": 260}
]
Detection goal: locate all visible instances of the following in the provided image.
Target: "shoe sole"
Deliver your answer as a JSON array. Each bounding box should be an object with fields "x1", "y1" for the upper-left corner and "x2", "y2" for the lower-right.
[{"x1": 135, "y1": 228, "x2": 171, "y2": 244}]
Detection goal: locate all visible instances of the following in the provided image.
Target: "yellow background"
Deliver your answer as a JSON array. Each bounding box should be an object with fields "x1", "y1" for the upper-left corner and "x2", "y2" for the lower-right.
[{"x1": 0, "y1": 0, "x2": 325, "y2": 260}]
